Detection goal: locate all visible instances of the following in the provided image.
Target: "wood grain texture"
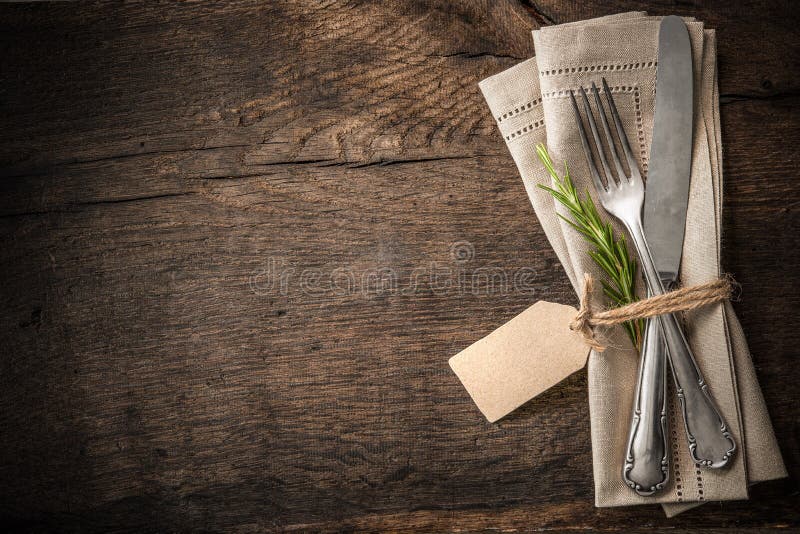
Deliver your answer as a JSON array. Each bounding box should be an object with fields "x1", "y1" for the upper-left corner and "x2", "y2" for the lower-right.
[{"x1": 0, "y1": 1, "x2": 798, "y2": 532}]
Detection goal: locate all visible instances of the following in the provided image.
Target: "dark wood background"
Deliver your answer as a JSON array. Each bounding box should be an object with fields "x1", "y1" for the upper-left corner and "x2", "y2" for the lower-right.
[{"x1": 1, "y1": 1, "x2": 798, "y2": 532}]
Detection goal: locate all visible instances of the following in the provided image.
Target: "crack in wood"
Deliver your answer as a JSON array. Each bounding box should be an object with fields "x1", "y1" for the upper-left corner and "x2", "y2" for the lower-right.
[
  {"x1": 348, "y1": 155, "x2": 495, "y2": 169},
  {"x1": 74, "y1": 192, "x2": 196, "y2": 206},
  {"x1": 0, "y1": 192, "x2": 196, "y2": 218},
  {"x1": 719, "y1": 91, "x2": 800, "y2": 104},
  {"x1": 0, "y1": 145, "x2": 255, "y2": 180},
  {"x1": 519, "y1": 0, "x2": 557, "y2": 26},
  {"x1": 436, "y1": 51, "x2": 526, "y2": 61}
]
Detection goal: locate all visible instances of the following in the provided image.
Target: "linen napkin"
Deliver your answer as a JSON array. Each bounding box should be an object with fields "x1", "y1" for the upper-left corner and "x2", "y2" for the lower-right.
[{"x1": 478, "y1": 13, "x2": 786, "y2": 515}]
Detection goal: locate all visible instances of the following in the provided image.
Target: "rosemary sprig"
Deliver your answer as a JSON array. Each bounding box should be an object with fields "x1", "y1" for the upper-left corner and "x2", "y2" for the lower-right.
[{"x1": 535, "y1": 143, "x2": 643, "y2": 350}]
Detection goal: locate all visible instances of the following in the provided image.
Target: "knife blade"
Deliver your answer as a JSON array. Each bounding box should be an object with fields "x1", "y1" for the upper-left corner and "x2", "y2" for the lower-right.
[
  {"x1": 643, "y1": 16, "x2": 735, "y2": 469},
  {"x1": 644, "y1": 15, "x2": 694, "y2": 277}
]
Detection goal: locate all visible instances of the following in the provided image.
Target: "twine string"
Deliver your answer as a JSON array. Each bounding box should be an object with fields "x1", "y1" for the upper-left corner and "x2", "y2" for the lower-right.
[{"x1": 570, "y1": 273, "x2": 734, "y2": 352}]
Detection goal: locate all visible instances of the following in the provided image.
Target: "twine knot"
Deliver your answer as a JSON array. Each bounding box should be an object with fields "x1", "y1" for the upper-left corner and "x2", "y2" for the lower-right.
[{"x1": 570, "y1": 273, "x2": 735, "y2": 352}]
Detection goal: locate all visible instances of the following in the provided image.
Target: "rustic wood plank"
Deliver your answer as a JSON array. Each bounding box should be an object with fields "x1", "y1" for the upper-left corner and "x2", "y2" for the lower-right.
[{"x1": 0, "y1": 1, "x2": 798, "y2": 532}]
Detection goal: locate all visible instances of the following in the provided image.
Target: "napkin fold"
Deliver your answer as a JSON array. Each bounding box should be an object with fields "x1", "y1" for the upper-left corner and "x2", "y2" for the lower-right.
[{"x1": 479, "y1": 12, "x2": 786, "y2": 515}]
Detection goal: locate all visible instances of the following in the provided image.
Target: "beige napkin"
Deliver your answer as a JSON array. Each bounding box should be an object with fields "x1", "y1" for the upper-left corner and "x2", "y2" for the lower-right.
[{"x1": 479, "y1": 13, "x2": 786, "y2": 515}]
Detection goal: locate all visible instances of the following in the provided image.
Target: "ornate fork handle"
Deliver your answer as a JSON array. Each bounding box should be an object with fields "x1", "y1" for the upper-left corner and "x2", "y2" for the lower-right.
[
  {"x1": 624, "y1": 218, "x2": 735, "y2": 469},
  {"x1": 623, "y1": 302, "x2": 669, "y2": 495}
]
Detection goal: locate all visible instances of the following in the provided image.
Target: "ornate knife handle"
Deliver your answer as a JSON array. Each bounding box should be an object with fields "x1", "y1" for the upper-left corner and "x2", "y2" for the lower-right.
[
  {"x1": 623, "y1": 310, "x2": 669, "y2": 495},
  {"x1": 660, "y1": 309, "x2": 736, "y2": 467},
  {"x1": 625, "y1": 219, "x2": 735, "y2": 469}
]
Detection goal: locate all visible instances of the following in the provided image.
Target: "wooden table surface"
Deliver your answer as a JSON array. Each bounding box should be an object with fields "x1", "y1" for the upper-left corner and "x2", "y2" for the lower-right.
[{"x1": 1, "y1": 1, "x2": 798, "y2": 532}]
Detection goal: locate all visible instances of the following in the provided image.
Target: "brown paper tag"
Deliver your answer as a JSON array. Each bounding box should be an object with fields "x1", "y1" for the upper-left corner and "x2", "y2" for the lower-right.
[{"x1": 449, "y1": 301, "x2": 590, "y2": 422}]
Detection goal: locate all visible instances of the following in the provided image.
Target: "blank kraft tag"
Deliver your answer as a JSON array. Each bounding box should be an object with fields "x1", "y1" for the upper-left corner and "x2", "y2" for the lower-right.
[{"x1": 449, "y1": 301, "x2": 590, "y2": 422}]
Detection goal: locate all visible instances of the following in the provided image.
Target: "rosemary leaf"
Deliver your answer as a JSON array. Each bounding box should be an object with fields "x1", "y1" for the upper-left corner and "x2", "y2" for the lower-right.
[{"x1": 535, "y1": 144, "x2": 643, "y2": 350}]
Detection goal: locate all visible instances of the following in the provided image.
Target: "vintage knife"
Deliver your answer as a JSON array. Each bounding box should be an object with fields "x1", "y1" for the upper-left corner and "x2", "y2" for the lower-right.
[{"x1": 623, "y1": 15, "x2": 735, "y2": 496}]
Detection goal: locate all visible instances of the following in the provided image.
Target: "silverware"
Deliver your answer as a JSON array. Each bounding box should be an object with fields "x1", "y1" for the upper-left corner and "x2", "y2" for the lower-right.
[
  {"x1": 622, "y1": 15, "x2": 693, "y2": 496},
  {"x1": 568, "y1": 79, "x2": 735, "y2": 488},
  {"x1": 568, "y1": 85, "x2": 667, "y2": 496},
  {"x1": 624, "y1": 295, "x2": 669, "y2": 495},
  {"x1": 643, "y1": 17, "x2": 735, "y2": 473},
  {"x1": 622, "y1": 14, "x2": 698, "y2": 496}
]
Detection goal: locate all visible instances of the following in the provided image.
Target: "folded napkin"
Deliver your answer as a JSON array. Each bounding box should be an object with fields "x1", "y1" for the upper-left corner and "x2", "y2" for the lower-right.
[{"x1": 479, "y1": 12, "x2": 786, "y2": 515}]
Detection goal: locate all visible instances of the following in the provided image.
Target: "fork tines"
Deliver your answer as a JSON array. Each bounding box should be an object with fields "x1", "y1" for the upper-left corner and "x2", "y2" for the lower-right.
[{"x1": 569, "y1": 78, "x2": 641, "y2": 194}]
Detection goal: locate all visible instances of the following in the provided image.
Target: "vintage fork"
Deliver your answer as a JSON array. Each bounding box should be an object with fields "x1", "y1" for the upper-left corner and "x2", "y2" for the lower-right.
[{"x1": 569, "y1": 80, "x2": 735, "y2": 494}]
